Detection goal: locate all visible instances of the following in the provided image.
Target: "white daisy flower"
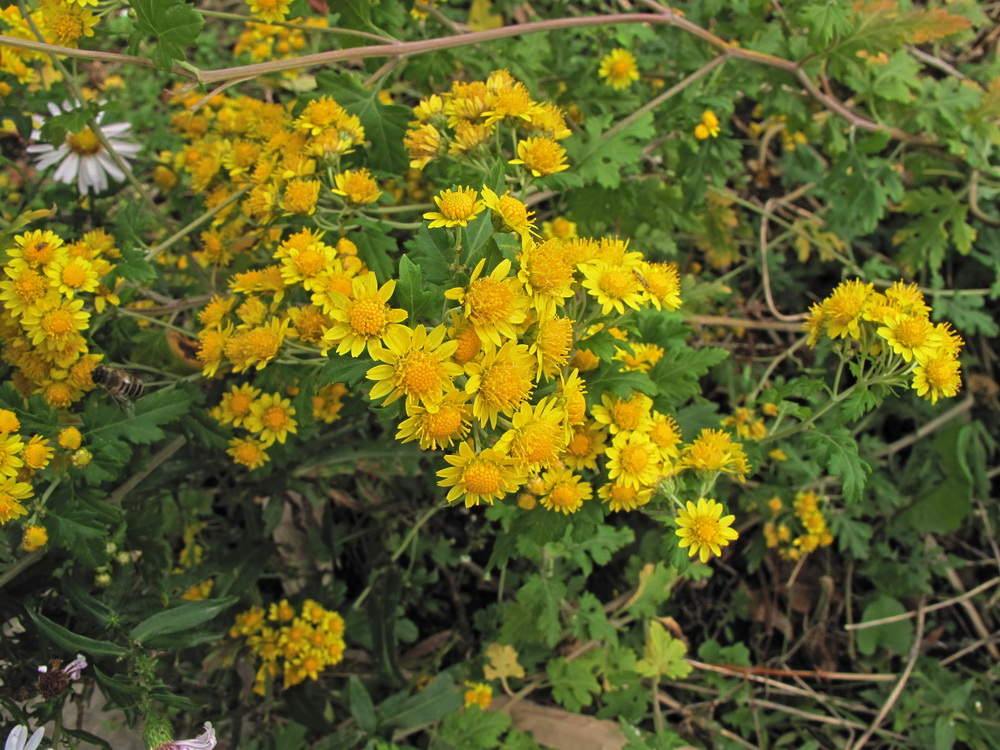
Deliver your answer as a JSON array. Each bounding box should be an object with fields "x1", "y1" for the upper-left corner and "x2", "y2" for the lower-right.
[
  {"x1": 154, "y1": 723, "x2": 216, "y2": 750},
  {"x1": 27, "y1": 101, "x2": 141, "y2": 195},
  {"x1": 4, "y1": 725, "x2": 45, "y2": 750}
]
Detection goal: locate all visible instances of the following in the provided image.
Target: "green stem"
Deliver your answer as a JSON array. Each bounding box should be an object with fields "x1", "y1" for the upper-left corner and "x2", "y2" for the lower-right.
[{"x1": 145, "y1": 186, "x2": 250, "y2": 260}]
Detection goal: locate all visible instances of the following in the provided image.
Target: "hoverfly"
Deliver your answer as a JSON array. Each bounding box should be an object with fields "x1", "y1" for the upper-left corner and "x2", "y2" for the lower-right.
[{"x1": 91, "y1": 366, "x2": 144, "y2": 415}]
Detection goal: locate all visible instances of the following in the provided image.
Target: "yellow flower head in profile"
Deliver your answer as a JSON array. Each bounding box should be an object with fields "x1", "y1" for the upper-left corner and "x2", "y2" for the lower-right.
[
  {"x1": 598, "y1": 48, "x2": 640, "y2": 90},
  {"x1": 509, "y1": 137, "x2": 570, "y2": 178},
  {"x1": 424, "y1": 186, "x2": 485, "y2": 228},
  {"x1": 437, "y1": 440, "x2": 526, "y2": 508},
  {"x1": 332, "y1": 168, "x2": 382, "y2": 206},
  {"x1": 694, "y1": 110, "x2": 721, "y2": 140},
  {"x1": 0, "y1": 476, "x2": 32, "y2": 524},
  {"x1": 22, "y1": 524, "x2": 48, "y2": 552},
  {"x1": 323, "y1": 273, "x2": 408, "y2": 358},
  {"x1": 0, "y1": 410, "x2": 20, "y2": 433},
  {"x1": 675, "y1": 497, "x2": 739, "y2": 563},
  {"x1": 445, "y1": 258, "x2": 529, "y2": 348},
  {"x1": 680, "y1": 428, "x2": 750, "y2": 481},
  {"x1": 480, "y1": 186, "x2": 536, "y2": 237}
]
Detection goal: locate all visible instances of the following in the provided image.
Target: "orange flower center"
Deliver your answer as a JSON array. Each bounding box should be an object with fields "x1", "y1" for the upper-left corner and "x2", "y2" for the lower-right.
[
  {"x1": 610, "y1": 484, "x2": 637, "y2": 503},
  {"x1": 230, "y1": 393, "x2": 253, "y2": 416},
  {"x1": 263, "y1": 407, "x2": 288, "y2": 431},
  {"x1": 349, "y1": 298, "x2": 387, "y2": 337},
  {"x1": 42, "y1": 309, "x2": 76, "y2": 338},
  {"x1": 610, "y1": 400, "x2": 643, "y2": 431},
  {"x1": 400, "y1": 352, "x2": 440, "y2": 396},
  {"x1": 467, "y1": 278, "x2": 515, "y2": 324},
  {"x1": 567, "y1": 432, "x2": 593, "y2": 457},
  {"x1": 294, "y1": 247, "x2": 325, "y2": 277},
  {"x1": 61, "y1": 260, "x2": 89, "y2": 288},
  {"x1": 619, "y1": 443, "x2": 650, "y2": 474},
  {"x1": 463, "y1": 459, "x2": 501, "y2": 495},
  {"x1": 426, "y1": 407, "x2": 462, "y2": 438},
  {"x1": 925, "y1": 358, "x2": 955, "y2": 387},
  {"x1": 14, "y1": 270, "x2": 47, "y2": 302},
  {"x1": 549, "y1": 483, "x2": 577, "y2": 507},
  {"x1": 893, "y1": 317, "x2": 931, "y2": 347},
  {"x1": 688, "y1": 516, "x2": 721, "y2": 544},
  {"x1": 439, "y1": 191, "x2": 477, "y2": 220},
  {"x1": 481, "y1": 359, "x2": 532, "y2": 411},
  {"x1": 599, "y1": 268, "x2": 632, "y2": 298},
  {"x1": 453, "y1": 326, "x2": 482, "y2": 363}
]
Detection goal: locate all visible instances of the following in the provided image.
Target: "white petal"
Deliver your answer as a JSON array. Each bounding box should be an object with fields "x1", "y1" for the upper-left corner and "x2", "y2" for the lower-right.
[
  {"x1": 23, "y1": 729, "x2": 44, "y2": 750},
  {"x1": 108, "y1": 140, "x2": 141, "y2": 158},
  {"x1": 5, "y1": 725, "x2": 25, "y2": 750},
  {"x1": 53, "y1": 154, "x2": 80, "y2": 185},
  {"x1": 79, "y1": 157, "x2": 106, "y2": 193},
  {"x1": 100, "y1": 122, "x2": 131, "y2": 137},
  {"x1": 33, "y1": 147, "x2": 70, "y2": 170},
  {"x1": 95, "y1": 154, "x2": 125, "y2": 182},
  {"x1": 47, "y1": 102, "x2": 62, "y2": 117},
  {"x1": 25, "y1": 144, "x2": 55, "y2": 155}
]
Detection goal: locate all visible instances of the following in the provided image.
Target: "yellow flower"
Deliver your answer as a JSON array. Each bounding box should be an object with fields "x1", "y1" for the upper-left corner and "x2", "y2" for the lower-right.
[
  {"x1": 445, "y1": 258, "x2": 530, "y2": 348},
  {"x1": 647, "y1": 413, "x2": 682, "y2": 463},
  {"x1": 0, "y1": 264, "x2": 51, "y2": 318},
  {"x1": 679, "y1": 428, "x2": 750, "y2": 481},
  {"x1": 279, "y1": 178, "x2": 320, "y2": 216},
  {"x1": 509, "y1": 137, "x2": 569, "y2": 177},
  {"x1": 480, "y1": 186, "x2": 536, "y2": 236},
  {"x1": 614, "y1": 342, "x2": 665, "y2": 373},
  {"x1": 694, "y1": 110, "x2": 721, "y2": 139},
  {"x1": 912, "y1": 354, "x2": 962, "y2": 404},
  {"x1": 437, "y1": 440, "x2": 526, "y2": 507},
  {"x1": 495, "y1": 397, "x2": 568, "y2": 472},
  {"x1": 517, "y1": 238, "x2": 575, "y2": 319},
  {"x1": 404, "y1": 123, "x2": 443, "y2": 169},
  {"x1": 884, "y1": 281, "x2": 930, "y2": 316},
  {"x1": 591, "y1": 391, "x2": 654, "y2": 435},
  {"x1": 637, "y1": 261, "x2": 682, "y2": 311},
  {"x1": 563, "y1": 421, "x2": 607, "y2": 471},
  {"x1": 0, "y1": 433, "x2": 25, "y2": 478},
  {"x1": 539, "y1": 468, "x2": 592, "y2": 515},
  {"x1": 23, "y1": 435, "x2": 53, "y2": 470},
  {"x1": 464, "y1": 681, "x2": 493, "y2": 710},
  {"x1": 541, "y1": 216, "x2": 578, "y2": 240},
  {"x1": 7, "y1": 231, "x2": 63, "y2": 268},
  {"x1": 598, "y1": 48, "x2": 640, "y2": 89},
  {"x1": 821, "y1": 279, "x2": 874, "y2": 340},
  {"x1": 464, "y1": 341, "x2": 536, "y2": 428},
  {"x1": 396, "y1": 389, "x2": 472, "y2": 450},
  {"x1": 21, "y1": 295, "x2": 90, "y2": 352},
  {"x1": 323, "y1": 273, "x2": 408, "y2": 358},
  {"x1": 675, "y1": 497, "x2": 739, "y2": 563},
  {"x1": 527, "y1": 315, "x2": 575, "y2": 381},
  {"x1": 580, "y1": 259, "x2": 645, "y2": 315},
  {"x1": 58, "y1": 426, "x2": 82, "y2": 449},
  {"x1": 876, "y1": 313, "x2": 941, "y2": 364},
  {"x1": 557, "y1": 368, "x2": 588, "y2": 426},
  {"x1": 423, "y1": 186, "x2": 485, "y2": 228},
  {"x1": 246, "y1": 392, "x2": 297, "y2": 446},
  {"x1": 0, "y1": 476, "x2": 32, "y2": 524},
  {"x1": 245, "y1": 0, "x2": 291, "y2": 24},
  {"x1": 366, "y1": 325, "x2": 463, "y2": 409},
  {"x1": 332, "y1": 168, "x2": 382, "y2": 205},
  {"x1": 0, "y1": 409, "x2": 20, "y2": 433},
  {"x1": 223, "y1": 317, "x2": 290, "y2": 372},
  {"x1": 45, "y1": 254, "x2": 100, "y2": 297},
  {"x1": 598, "y1": 481, "x2": 653, "y2": 512},
  {"x1": 40, "y1": 0, "x2": 99, "y2": 45},
  {"x1": 227, "y1": 436, "x2": 270, "y2": 469},
  {"x1": 605, "y1": 431, "x2": 662, "y2": 489},
  {"x1": 22, "y1": 524, "x2": 48, "y2": 551}
]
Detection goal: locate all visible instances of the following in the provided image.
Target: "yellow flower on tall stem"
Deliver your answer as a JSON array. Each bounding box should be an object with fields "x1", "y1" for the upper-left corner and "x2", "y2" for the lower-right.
[
  {"x1": 675, "y1": 497, "x2": 739, "y2": 563},
  {"x1": 437, "y1": 441, "x2": 526, "y2": 507}
]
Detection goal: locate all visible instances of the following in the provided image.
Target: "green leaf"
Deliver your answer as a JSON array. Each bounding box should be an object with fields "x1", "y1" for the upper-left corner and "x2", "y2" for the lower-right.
[
  {"x1": 112, "y1": 246, "x2": 157, "y2": 283},
  {"x1": 831, "y1": 513, "x2": 873, "y2": 560},
  {"x1": 30, "y1": 613, "x2": 127, "y2": 658},
  {"x1": 405, "y1": 226, "x2": 457, "y2": 286},
  {"x1": 650, "y1": 345, "x2": 728, "y2": 407},
  {"x1": 803, "y1": 426, "x2": 870, "y2": 503},
  {"x1": 585, "y1": 361, "x2": 657, "y2": 401},
  {"x1": 319, "y1": 354, "x2": 371, "y2": 388},
  {"x1": 438, "y1": 706, "x2": 511, "y2": 749},
  {"x1": 349, "y1": 222, "x2": 397, "y2": 283},
  {"x1": 547, "y1": 656, "x2": 600, "y2": 712},
  {"x1": 396, "y1": 255, "x2": 440, "y2": 320},
  {"x1": 379, "y1": 674, "x2": 463, "y2": 730},
  {"x1": 509, "y1": 573, "x2": 567, "y2": 647},
  {"x1": 129, "y1": 596, "x2": 237, "y2": 644},
  {"x1": 634, "y1": 621, "x2": 692, "y2": 681},
  {"x1": 129, "y1": 0, "x2": 204, "y2": 70},
  {"x1": 347, "y1": 676, "x2": 378, "y2": 735},
  {"x1": 796, "y1": 1, "x2": 854, "y2": 47},
  {"x1": 38, "y1": 102, "x2": 100, "y2": 146},
  {"x1": 856, "y1": 595, "x2": 913, "y2": 656},
  {"x1": 570, "y1": 112, "x2": 655, "y2": 189}
]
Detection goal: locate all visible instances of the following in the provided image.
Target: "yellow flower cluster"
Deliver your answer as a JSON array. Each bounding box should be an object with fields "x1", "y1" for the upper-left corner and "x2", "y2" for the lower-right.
[
  {"x1": 229, "y1": 599, "x2": 345, "y2": 694},
  {"x1": 0, "y1": 410, "x2": 87, "y2": 549},
  {"x1": 1, "y1": 228, "x2": 119, "y2": 408},
  {"x1": 804, "y1": 280, "x2": 964, "y2": 404},
  {"x1": 404, "y1": 70, "x2": 572, "y2": 176},
  {"x1": 763, "y1": 490, "x2": 834, "y2": 560},
  {"x1": 233, "y1": 11, "x2": 330, "y2": 69},
  {"x1": 0, "y1": 3, "x2": 98, "y2": 85},
  {"x1": 173, "y1": 523, "x2": 214, "y2": 601}
]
